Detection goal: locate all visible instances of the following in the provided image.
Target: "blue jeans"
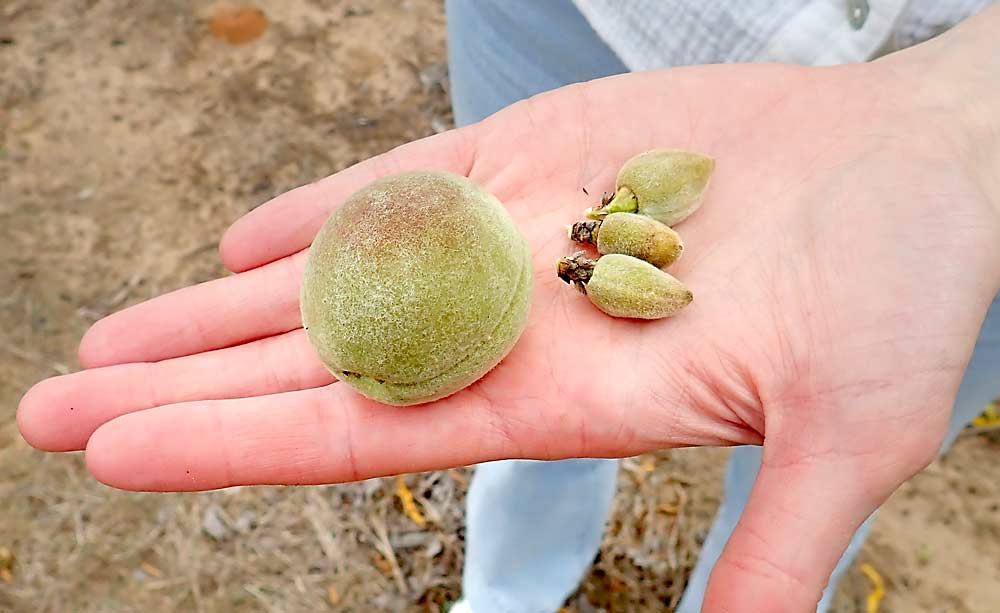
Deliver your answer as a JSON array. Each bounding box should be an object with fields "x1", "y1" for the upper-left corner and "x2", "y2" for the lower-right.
[{"x1": 445, "y1": 1, "x2": 1000, "y2": 611}]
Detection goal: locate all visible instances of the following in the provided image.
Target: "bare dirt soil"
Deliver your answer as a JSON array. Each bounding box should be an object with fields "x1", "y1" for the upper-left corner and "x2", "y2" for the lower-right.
[{"x1": 2, "y1": 1, "x2": 998, "y2": 611}]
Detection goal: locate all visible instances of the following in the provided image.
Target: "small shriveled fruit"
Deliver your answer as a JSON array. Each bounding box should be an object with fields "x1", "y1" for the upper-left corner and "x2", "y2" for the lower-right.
[
  {"x1": 557, "y1": 252, "x2": 693, "y2": 319},
  {"x1": 569, "y1": 212, "x2": 683, "y2": 269},
  {"x1": 301, "y1": 170, "x2": 533, "y2": 406},
  {"x1": 586, "y1": 149, "x2": 715, "y2": 226}
]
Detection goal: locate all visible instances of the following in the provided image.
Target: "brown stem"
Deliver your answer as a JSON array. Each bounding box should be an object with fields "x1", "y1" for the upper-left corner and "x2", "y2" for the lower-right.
[
  {"x1": 568, "y1": 219, "x2": 601, "y2": 246},
  {"x1": 556, "y1": 251, "x2": 596, "y2": 293}
]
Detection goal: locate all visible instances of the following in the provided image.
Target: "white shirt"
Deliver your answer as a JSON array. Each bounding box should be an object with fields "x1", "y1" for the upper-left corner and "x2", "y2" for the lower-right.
[{"x1": 571, "y1": 0, "x2": 994, "y2": 69}]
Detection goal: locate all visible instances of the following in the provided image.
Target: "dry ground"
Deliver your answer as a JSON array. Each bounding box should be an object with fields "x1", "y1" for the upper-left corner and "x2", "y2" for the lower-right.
[{"x1": 1, "y1": 1, "x2": 998, "y2": 611}]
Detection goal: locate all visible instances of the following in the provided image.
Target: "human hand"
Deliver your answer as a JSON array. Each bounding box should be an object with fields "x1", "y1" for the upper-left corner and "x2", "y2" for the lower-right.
[{"x1": 18, "y1": 9, "x2": 1000, "y2": 611}]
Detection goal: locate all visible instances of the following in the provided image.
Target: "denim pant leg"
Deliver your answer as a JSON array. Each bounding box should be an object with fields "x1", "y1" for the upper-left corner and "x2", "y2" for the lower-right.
[
  {"x1": 461, "y1": 459, "x2": 620, "y2": 613},
  {"x1": 676, "y1": 291, "x2": 1000, "y2": 613},
  {"x1": 446, "y1": 0, "x2": 627, "y2": 126},
  {"x1": 445, "y1": 1, "x2": 629, "y2": 611}
]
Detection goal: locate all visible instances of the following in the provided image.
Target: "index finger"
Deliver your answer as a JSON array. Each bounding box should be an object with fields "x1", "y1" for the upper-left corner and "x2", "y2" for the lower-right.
[
  {"x1": 219, "y1": 128, "x2": 479, "y2": 273},
  {"x1": 82, "y1": 384, "x2": 561, "y2": 491}
]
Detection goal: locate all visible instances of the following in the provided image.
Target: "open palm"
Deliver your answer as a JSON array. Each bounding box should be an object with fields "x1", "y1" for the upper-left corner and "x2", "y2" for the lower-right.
[{"x1": 19, "y1": 54, "x2": 1000, "y2": 610}]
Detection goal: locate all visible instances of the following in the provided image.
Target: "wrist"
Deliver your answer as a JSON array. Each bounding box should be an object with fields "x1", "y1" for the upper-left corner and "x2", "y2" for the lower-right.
[{"x1": 878, "y1": 4, "x2": 1000, "y2": 216}]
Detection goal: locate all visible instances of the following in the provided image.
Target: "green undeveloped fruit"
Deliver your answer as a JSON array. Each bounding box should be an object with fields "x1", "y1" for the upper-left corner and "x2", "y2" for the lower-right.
[
  {"x1": 557, "y1": 252, "x2": 692, "y2": 319},
  {"x1": 585, "y1": 149, "x2": 715, "y2": 226},
  {"x1": 569, "y1": 212, "x2": 683, "y2": 269},
  {"x1": 301, "y1": 170, "x2": 533, "y2": 406}
]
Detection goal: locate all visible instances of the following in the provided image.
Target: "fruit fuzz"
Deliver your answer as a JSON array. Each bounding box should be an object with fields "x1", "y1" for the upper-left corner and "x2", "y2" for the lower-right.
[
  {"x1": 557, "y1": 252, "x2": 693, "y2": 320},
  {"x1": 569, "y1": 212, "x2": 683, "y2": 269},
  {"x1": 301, "y1": 171, "x2": 533, "y2": 406},
  {"x1": 585, "y1": 149, "x2": 714, "y2": 227}
]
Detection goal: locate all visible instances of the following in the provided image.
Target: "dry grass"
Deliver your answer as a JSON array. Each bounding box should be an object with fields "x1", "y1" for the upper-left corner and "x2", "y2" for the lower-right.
[{"x1": 1, "y1": 429, "x2": 728, "y2": 612}]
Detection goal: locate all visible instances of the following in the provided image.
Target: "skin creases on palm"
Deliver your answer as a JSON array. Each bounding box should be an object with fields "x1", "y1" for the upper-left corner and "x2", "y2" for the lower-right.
[{"x1": 16, "y1": 59, "x2": 1000, "y2": 612}]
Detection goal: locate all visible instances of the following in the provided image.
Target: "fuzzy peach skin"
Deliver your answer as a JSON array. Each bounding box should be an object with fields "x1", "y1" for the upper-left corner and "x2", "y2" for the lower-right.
[
  {"x1": 594, "y1": 212, "x2": 684, "y2": 269},
  {"x1": 582, "y1": 254, "x2": 692, "y2": 319},
  {"x1": 586, "y1": 149, "x2": 715, "y2": 226},
  {"x1": 300, "y1": 171, "x2": 532, "y2": 406}
]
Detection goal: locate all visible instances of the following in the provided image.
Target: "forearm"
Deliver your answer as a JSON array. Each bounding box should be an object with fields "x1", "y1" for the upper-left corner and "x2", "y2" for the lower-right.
[{"x1": 881, "y1": 4, "x2": 1000, "y2": 215}]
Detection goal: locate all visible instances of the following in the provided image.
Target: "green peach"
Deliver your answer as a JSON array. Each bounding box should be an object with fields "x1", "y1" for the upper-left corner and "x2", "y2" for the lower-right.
[
  {"x1": 300, "y1": 170, "x2": 533, "y2": 406},
  {"x1": 557, "y1": 252, "x2": 692, "y2": 319},
  {"x1": 569, "y1": 212, "x2": 684, "y2": 269},
  {"x1": 586, "y1": 149, "x2": 715, "y2": 226}
]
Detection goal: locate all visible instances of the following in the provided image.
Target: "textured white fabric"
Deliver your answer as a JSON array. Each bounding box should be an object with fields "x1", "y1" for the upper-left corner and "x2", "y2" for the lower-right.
[
  {"x1": 756, "y1": 0, "x2": 908, "y2": 65},
  {"x1": 571, "y1": 0, "x2": 995, "y2": 69}
]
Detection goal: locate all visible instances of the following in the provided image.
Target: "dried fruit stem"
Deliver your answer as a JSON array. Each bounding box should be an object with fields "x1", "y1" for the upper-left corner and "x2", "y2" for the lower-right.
[
  {"x1": 585, "y1": 186, "x2": 638, "y2": 219},
  {"x1": 568, "y1": 219, "x2": 601, "y2": 245},
  {"x1": 556, "y1": 251, "x2": 597, "y2": 293}
]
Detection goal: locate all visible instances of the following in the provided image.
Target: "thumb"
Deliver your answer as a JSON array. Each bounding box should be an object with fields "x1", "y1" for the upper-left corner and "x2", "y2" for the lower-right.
[{"x1": 701, "y1": 451, "x2": 886, "y2": 613}]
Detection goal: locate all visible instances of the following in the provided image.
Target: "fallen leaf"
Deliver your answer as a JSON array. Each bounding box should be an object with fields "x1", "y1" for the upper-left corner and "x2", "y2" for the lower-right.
[
  {"x1": 210, "y1": 5, "x2": 268, "y2": 45},
  {"x1": 972, "y1": 401, "x2": 999, "y2": 427},
  {"x1": 0, "y1": 547, "x2": 13, "y2": 582},
  {"x1": 373, "y1": 554, "x2": 393, "y2": 576},
  {"x1": 640, "y1": 455, "x2": 656, "y2": 472},
  {"x1": 859, "y1": 563, "x2": 885, "y2": 613},
  {"x1": 327, "y1": 585, "x2": 341, "y2": 606},
  {"x1": 139, "y1": 561, "x2": 162, "y2": 578},
  {"x1": 395, "y1": 476, "x2": 427, "y2": 527}
]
